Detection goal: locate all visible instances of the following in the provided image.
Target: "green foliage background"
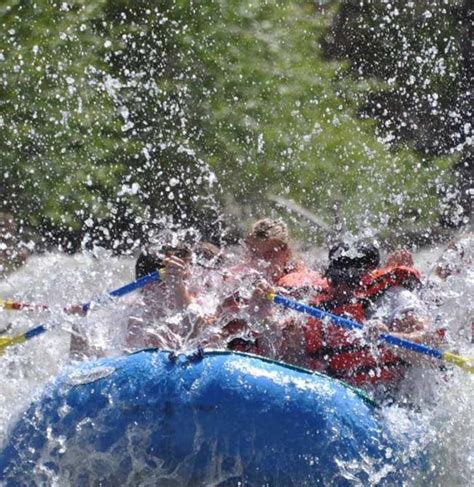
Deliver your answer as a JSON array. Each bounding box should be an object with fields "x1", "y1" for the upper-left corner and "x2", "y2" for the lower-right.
[{"x1": 0, "y1": 0, "x2": 465, "y2": 250}]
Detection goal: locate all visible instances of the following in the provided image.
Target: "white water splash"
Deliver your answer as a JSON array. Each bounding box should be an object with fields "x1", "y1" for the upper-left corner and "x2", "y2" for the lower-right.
[{"x1": 0, "y1": 244, "x2": 472, "y2": 485}]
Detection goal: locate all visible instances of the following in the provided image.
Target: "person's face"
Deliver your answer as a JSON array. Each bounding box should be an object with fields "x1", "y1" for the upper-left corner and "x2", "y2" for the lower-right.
[
  {"x1": 246, "y1": 237, "x2": 290, "y2": 273},
  {"x1": 434, "y1": 242, "x2": 465, "y2": 280},
  {"x1": 194, "y1": 247, "x2": 223, "y2": 270},
  {"x1": 326, "y1": 263, "x2": 366, "y2": 297}
]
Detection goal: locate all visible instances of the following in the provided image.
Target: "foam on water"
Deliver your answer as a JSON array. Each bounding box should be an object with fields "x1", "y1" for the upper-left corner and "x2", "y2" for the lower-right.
[
  {"x1": 0, "y1": 250, "x2": 133, "y2": 441},
  {"x1": 0, "y1": 246, "x2": 472, "y2": 485}
]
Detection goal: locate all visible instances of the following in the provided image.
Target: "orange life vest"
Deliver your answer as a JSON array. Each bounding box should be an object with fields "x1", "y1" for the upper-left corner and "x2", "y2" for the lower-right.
[
  {"x1": 304, "y1": 266, "x2": 422, "y2": 386},
  {"x1": 277, "y1": 269, "x2": 326, "y2": 299}
]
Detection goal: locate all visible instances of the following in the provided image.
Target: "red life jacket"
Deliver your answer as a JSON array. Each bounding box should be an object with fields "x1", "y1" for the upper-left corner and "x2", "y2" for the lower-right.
[
  {"x1": 304, "y1": 266, "x2": 422, "y2": 386},
  {"x1": 277, "y1": 269, "x2": 326, "y2": 300}
]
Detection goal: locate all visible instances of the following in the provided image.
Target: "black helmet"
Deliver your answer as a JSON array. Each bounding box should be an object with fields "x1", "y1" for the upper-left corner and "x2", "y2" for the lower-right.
[
  {"x1": 326, "y1": 241, "x2": 380, "y2": 287},
  {"x1": 135, "y1": 248, "x2": 164, "y2": 279}
]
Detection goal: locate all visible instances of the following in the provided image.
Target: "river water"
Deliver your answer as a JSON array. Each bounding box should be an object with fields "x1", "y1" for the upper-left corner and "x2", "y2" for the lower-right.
[{"x1": 0, "y1": 244, "x2": 472, "y2": 485}]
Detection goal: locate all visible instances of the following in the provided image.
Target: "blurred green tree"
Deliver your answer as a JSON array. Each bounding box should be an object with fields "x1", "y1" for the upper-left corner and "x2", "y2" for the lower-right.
[
  {"x1": 323, "y1": 0, "x2": 471, "y2": 228},
  {"x1": 0, "y1": 0, "x2": 460, "y2": 250}
]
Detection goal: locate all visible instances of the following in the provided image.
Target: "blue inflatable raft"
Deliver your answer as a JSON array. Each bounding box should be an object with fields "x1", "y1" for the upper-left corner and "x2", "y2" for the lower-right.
[{"x1": 0, "y1": 350, "x2": 418, "y2": 485}]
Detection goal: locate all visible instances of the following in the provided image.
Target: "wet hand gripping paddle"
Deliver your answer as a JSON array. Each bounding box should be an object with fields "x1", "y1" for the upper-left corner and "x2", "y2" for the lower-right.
[
  {"x1": 268, "y1": 293, "x2": 474, "y2": 374},
  {"x1": 0, "y1": 270, "x2": 163, "y2": 355}
]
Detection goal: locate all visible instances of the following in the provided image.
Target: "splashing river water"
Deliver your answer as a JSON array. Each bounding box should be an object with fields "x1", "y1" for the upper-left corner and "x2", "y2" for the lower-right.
[{"x1": 0, "y1": 246, "x2": 472, "y2": 485}]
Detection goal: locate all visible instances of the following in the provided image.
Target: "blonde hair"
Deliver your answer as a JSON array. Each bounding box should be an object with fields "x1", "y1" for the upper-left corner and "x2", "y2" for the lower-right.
[
  {"x1": 246, "y1": 218, "x2": 289, "y2": 244},
  {"x1": 245, "y1": 218, "x2": 306, "y2": 272}
]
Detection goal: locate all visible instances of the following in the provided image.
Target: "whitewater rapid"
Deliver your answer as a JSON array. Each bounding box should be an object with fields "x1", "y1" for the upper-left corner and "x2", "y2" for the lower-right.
[{"x1": 0, "y1": 245, "x2": 472, "y2": 485}]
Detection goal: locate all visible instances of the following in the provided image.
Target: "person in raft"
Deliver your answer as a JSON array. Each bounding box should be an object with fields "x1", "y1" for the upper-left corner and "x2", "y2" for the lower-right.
[
  {"x1": 69, "y1": 243, "x2": 212, "y2": 359},
  {"x1": 215, "y1": 218, "x2": 325, "y2": 357},
  {"x1": 124, "y1": 243, "x2": 218, "y2": 352},
  {"x1": 188, "y1": 240, "x2": 227, "y2": 300},
  {"x1": 303, "y1": 241, "x2": 439, "y2": 393},
  {"x1": 427, "y1": 233, "x2": 474, "y2": 345}
]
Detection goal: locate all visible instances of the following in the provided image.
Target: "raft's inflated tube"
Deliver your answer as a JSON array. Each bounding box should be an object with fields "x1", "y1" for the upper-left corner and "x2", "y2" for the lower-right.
[{"x1": 0, "y1": 350, "x2": 420, "y2": 485}]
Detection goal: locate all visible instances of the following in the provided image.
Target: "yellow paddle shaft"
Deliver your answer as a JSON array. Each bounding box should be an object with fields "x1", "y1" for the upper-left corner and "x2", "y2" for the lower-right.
[
  {"x1": 443, "y1": 352, "x2": 474, "y2": 374},
  {"x1": 0, "y1": 334, "x2": 27, "y2": 355}
]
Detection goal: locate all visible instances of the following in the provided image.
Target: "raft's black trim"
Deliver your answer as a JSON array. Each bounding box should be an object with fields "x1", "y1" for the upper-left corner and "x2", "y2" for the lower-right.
[{"x1": 227, "y1": 336, "x2": 258, "y2": 352}]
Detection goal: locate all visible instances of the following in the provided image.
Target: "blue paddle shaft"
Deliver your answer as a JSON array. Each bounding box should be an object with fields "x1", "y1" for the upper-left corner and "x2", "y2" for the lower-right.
[
  {"x1": 272, "y1": 294, "x2": 443, "y2": 360},
  {"x1": 23, "y1": 271, "x2": 161, "y2": 344},
  {"x1": 24, "y1": 325, "x2": 47, "y2": 340},
  {"x1": 81, "y1": 271, "x2": 161, "y2": 312}
]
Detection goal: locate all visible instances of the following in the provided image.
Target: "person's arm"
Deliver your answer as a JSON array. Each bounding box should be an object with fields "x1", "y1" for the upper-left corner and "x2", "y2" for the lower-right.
[
  {"x1": 247, "y1": 280, "x2": 275, "y2": 320},
  {"x1": 126, "y1": 314, "x2": 184, "y2": 351},
  {"x1": 390, "y1": 312, "x2": 431, "y2": 342},
  {"x1": 69, "y1": 323, "x2": 103, "y2": 360},
  {"x1": 367, "y1": 288, "x2": 439, "y2": 364},
  {"x1": 69, "y1": 324, "x2": 90, "y2": 360},
  {"x1": 65, "y1": 304, "x2": 87, "y2": 316},
  {"x1": 125, "y1": 315, "x2": 146, "y2": 349},
  {"x1": 162, "y1": 256, "x2": 193, "y2": 309}
]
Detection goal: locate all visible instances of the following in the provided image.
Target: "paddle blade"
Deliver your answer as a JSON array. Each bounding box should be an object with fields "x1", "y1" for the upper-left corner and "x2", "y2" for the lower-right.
[
  {"x1": 0, "y1": 334, "x2": 27, "y2": 355},
  {"x1": 0, "y1": 299, "x2": 15, "y2": 310},
  {"x1": 0, "y1": 299, "x2": 49, "y2": 312},
  {"x1": 443, "y1": 352, "x2": 474, "y2": 374}
]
